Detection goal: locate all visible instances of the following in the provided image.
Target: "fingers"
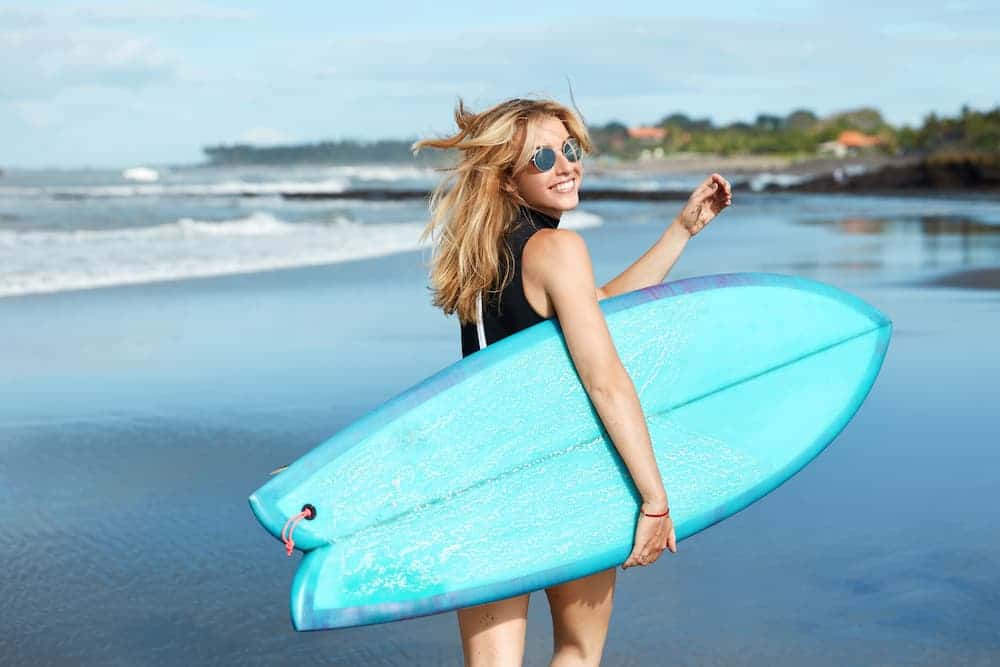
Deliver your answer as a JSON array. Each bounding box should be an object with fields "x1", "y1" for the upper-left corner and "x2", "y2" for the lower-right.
[
  {"x1": 698, "y1": 173, "x2": 732, "y2": 202},
  {"x1": 622, "y1": 547, "x2": 662, "y2": 569},
  {"x1": 623, "y1": 539, "x2": 659, "y2": 569},
  {"x1": 712, "y1": 172, "x2": 732, "y2": 197},
  {"x1": 622, "y1": 533, "x2": 676, "y2": 570},
  {"x1": 621, "y1": 515, "x2": 679, "y2": 569},
  {"x1": 691, "y1": 175, "x2": 717, "y2": 200},
  {"x1": 713, "y1": 173, "x2": 733, "y2": 206}
]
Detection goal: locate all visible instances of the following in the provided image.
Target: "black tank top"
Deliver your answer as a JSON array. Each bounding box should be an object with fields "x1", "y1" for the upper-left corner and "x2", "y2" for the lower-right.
[{"x1": 460, "y1": 206, "x2": 560, "y2": 357}]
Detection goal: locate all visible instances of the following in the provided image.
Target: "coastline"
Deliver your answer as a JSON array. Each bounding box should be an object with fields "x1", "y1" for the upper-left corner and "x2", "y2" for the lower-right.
[
  {"x1": 923, "y1": 267, "x2": 1000, "y2": 290},
  {"x1": 593, "y1": 152, "x2": 1000, "y2": 197},
  {"x1": 587, "y1": 153, "x2": 899, "y2": 177}
]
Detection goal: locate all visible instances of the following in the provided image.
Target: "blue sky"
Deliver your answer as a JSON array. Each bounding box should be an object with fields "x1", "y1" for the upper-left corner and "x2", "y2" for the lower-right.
[{"x1": 1, "y1": 1, "x2": 997, "y2": 168}]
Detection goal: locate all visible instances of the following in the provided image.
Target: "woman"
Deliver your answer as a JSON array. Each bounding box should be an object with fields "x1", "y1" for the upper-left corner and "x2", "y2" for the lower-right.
[{"x1": 413, "y1": 98, "x2": 731, "y2": 667}]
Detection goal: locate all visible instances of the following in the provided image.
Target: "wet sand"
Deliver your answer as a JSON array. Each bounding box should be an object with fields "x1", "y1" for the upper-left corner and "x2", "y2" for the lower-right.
[
  {"x1": 924, "y1": 267, "x2": 1000, "y2": 289},
  {"x1": 2, "y1": 194, "x2": 999, "y2": 665}
]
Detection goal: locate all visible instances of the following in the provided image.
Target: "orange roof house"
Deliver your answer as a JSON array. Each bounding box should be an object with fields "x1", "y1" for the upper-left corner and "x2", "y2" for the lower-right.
[
  {"x1": 627, "y1": 126, "x2": 666, "y2": 141},
  {"x1": 837, "y1": 130, "x2": 882, "y2": 148}
]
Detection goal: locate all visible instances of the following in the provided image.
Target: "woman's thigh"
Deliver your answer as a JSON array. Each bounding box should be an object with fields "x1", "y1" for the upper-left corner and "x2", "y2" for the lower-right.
[
  {"x1": 544, "y1": 568, "x2": 617, "y2": 655},
  {"x1": 456, "y1": 593, "x2": 531, "y2": 667}
]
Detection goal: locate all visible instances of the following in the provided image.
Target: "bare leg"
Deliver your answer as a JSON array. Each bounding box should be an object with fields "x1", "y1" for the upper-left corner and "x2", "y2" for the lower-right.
[
  {"x1": 545, "y1": 567, "x2": 616, "y2": 667},
  {"x1": 456, "y1": 593, "x2": 531, "y2": 667}
]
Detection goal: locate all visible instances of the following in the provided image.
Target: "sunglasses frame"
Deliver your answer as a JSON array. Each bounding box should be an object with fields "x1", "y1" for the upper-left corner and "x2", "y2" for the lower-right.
[{"x1": 530, "y1": 137, "x2": 582, "y2": 173}]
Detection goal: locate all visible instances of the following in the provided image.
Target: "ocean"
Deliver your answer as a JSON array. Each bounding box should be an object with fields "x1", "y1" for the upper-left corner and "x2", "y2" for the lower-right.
[{"x1": 1, "y1": 164, "x2": 998, "y2": 665}]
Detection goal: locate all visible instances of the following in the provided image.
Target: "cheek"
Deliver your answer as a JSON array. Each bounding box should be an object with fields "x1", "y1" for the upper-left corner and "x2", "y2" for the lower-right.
[{"x1": 514, "y1": 173, "x2": 547, "y2": 202}]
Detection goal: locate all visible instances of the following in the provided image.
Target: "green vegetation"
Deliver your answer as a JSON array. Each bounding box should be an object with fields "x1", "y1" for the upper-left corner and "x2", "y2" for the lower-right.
[
  {"x1": 202, "y1": 106, "x2": 1000, "y2": 165},
  {"x1": 590, "y1": 105, "x2": 1000, "y2": 159},
  {"x1": 894, "y1": 106, "x2": 1000, "y2": 153}
]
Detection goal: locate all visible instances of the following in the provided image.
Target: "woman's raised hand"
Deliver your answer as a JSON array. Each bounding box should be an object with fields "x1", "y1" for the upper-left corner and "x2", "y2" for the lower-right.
[
  {"x1": 622, "y1": 500, "x2": 677, "y2": 570},
  {"x1": 675, "y1": 173, "x2": 732, "y2": 238}
]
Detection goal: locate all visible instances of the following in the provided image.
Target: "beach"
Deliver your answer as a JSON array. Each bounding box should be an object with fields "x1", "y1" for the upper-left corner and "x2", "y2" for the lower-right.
[{"x1": 2, "y1": 167, "x2": 999, "y2": 665}]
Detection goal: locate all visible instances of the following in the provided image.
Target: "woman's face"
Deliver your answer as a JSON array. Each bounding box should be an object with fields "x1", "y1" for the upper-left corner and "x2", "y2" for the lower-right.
[{"x1": 512, "y1": 115, "x2": 583, "y2": 220}]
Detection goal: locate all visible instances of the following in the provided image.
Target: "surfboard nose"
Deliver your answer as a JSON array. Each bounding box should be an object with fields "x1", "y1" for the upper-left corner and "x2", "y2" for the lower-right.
[
  {"x1": 248, "y1": 491, "x2": 284, "y2": 542},
  {"x1": 248, "y1": 491, "x2": 326, "y2": 552}
]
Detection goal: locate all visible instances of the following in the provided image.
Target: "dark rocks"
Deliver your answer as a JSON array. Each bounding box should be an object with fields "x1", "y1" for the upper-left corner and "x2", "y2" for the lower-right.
[{"x1": 774, "y1": 152, "x2": 1000, "y2": 193}]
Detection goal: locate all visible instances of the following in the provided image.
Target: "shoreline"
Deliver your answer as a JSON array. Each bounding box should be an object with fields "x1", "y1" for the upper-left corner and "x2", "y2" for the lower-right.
[
  {"x1": 5, "y1": 240, "x2": 998, "y2": 306},
  {"x1": 923, "y1": 267, "x2": 1000, "y2": 290},
  {"x1": 587, "y1": 153, "x2": 897, "y2": 177},
  {"x1": 0, "y1": 242, "x2": 433, "y2": 303}
]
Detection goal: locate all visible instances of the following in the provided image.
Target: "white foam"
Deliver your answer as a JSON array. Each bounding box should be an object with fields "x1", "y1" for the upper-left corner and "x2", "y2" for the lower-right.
[
  {"x1": 323, "y1": 165, "x2": 438, "y2": 181},
  {"x1": 122, "y1": 167, "x2": 159, "y2": 182},
  {"x1": 748, "y1": 172, "x2": 810, "y2": 191},
  {"x1": 0, "y1": 213, "x2": 424, "y2": 297},
  {"x1": 0, "y1": 164, "x2": 440, "y2": 199},
  {"x1": 0, "y1": 209, "x2": 605, "y2": 297},
  {"x1": 559, "y1": 209, "x2": 603, "y2": 230},
  {"x1": 0, "y1": 179, "x2": 351, "y2": 199}
]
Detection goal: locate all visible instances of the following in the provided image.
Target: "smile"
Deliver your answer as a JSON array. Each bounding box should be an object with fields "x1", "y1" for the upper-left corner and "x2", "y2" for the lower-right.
[{"x1": 550, "y1": 178, "x2": 576, "y2": 193}]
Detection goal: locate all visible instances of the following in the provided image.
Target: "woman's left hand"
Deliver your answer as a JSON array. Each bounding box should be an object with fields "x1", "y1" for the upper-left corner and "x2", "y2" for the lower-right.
[{"x1": 675, "y1": 173, "x2": 731, "y2": 238}]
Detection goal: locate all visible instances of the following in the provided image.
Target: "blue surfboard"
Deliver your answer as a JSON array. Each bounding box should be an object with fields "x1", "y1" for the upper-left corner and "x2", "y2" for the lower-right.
[{"x1": 249, "y1": 272, "x2": 891, "y2": 630}]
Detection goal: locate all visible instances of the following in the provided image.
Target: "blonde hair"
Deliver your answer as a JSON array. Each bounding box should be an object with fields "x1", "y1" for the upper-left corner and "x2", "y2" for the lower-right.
[{"x1": 412, "y1": 97, "x2": 592, "y2": 324}]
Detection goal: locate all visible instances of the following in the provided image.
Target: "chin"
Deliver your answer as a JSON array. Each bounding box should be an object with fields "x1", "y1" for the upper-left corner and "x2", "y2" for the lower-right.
[{"x1": 555, "y1": 193, "x2": 580, "y2": 211}]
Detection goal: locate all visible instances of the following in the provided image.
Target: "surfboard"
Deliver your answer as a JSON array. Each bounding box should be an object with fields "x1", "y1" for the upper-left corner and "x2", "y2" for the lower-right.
[{"x1": 249, "y1": 272, "x2": 891, "y2": 631}]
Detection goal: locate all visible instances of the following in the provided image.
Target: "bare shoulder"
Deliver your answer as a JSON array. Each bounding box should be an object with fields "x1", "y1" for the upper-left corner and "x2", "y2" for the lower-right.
[
  {"x1": 522, "y1": 228, "x2": 595, "y2": 289},
  {"x1": 526, "y1": 227, "x2": 588, "y2": 258}
]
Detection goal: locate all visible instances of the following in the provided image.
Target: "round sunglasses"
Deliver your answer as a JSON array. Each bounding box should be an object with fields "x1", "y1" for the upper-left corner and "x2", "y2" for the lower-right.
[{"x1": 531, "y1": 137, "x2": 582, "y2": 172}]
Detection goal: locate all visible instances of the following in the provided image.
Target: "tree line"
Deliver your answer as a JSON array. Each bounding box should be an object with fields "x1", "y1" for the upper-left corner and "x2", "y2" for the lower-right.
[
  {"x1": 589, "y1": 105, "x2": 1000, "y2": 158},
  {"x1": 202, "y1": 105, "x2": 1000, "y2": 165}
]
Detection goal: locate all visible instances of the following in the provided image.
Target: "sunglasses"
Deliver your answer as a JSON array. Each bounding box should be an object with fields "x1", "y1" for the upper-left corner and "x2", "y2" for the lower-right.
[{"x1": 530, "y1": 137, "x2": 582, "y2": 172}]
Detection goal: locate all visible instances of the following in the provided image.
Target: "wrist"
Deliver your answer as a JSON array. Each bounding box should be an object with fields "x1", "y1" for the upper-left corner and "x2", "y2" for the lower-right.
[
  {"x1": 640, "y1": 495, "x2": 669, "y2": 514},
  {"x1": 665, "y1": 217, "x2": 692, "y2": 243}
]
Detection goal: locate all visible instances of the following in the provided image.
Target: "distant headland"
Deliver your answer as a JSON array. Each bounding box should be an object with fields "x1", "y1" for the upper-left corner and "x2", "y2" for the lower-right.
[{"x1": 202, "y1": 140, "x2": 445, "y2": 167}]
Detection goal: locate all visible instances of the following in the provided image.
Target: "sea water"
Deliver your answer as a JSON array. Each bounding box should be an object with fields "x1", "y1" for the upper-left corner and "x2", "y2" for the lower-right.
[{"x1": 1, "y1": 164, "x2": 998, "y2": 665}]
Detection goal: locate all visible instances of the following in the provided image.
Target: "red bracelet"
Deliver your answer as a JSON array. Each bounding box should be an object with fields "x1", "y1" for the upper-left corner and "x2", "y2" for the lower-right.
[{"x1": 641, "y1": 507, "x2": 670, "y2": 518}]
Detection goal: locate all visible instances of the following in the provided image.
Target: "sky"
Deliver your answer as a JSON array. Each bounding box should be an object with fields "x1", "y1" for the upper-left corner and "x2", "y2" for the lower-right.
[{"x1": 1, "y1": 1, "x2": 998, "y2": 168}]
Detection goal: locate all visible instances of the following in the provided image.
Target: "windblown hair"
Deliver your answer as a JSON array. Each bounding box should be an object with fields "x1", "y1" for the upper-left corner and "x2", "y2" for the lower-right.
[{"x1": 412, "y1": 97, "x2": 592, "y2": 325}]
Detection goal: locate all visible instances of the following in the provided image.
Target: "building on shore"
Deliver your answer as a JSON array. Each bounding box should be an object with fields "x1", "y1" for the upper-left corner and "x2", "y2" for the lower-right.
[
  {"x1": 819, "y1": 130, "x2": 883, "y2": 158},
  {"x1": 627, "y1": 126, "x2": 667, "y2": 142}
]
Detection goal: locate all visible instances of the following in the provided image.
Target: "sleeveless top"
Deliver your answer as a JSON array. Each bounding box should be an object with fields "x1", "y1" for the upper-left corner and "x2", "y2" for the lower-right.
[{"x1": 460, "y1": 206, "x2": 560, "y2": 358}]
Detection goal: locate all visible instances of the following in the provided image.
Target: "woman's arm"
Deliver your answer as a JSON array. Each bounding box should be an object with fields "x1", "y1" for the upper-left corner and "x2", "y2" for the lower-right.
[
  {"x1": 524, "y1": 229, "x2": 667, "y2": 509},
  {"x1": 599, "y1": 221, "x2": 690, "y2": 299},
  {"x1": 599, "y1": 173, "x2": 732, "y2": 300}
]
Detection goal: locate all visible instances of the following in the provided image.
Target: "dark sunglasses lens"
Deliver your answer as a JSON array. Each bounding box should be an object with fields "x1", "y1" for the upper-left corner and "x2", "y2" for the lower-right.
[
  {"x1": 563, "y1": 138, "x2": 581, "y2": 162},
  {"x1": 533, "y1": 147, "x2": 556, "y2": 172}
]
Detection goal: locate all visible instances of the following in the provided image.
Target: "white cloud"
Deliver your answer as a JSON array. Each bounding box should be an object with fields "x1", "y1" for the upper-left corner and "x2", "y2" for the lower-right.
[
  {"x1": 2, "y1": 7, "x2": 999, "y2": 167},
  {"x1": 0, "y1": 4, "x2": 256, "y2": 25},
  {"x1": 307, "y1": 15, "x2": 1000, "y2": 126},
  {"x1": 0, "y1": 28, "x2": 175, "y2": 99},
  {"x1": 8, "y1": 100, "x2": 66, "y2": 128},
  {"x1": 75, "y1": 5, "x2": 257, "y2": 23}
]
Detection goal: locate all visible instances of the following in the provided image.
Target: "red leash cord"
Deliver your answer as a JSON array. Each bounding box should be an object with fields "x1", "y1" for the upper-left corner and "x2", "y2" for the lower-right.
[{"x1": 280, "y1": 506, "x2": 315, "y2": 556}]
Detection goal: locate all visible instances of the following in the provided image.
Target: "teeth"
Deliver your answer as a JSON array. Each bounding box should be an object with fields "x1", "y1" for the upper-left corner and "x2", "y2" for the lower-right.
[{"x1": 552, "y1": 178, "x2": 575, "y2": 193}]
